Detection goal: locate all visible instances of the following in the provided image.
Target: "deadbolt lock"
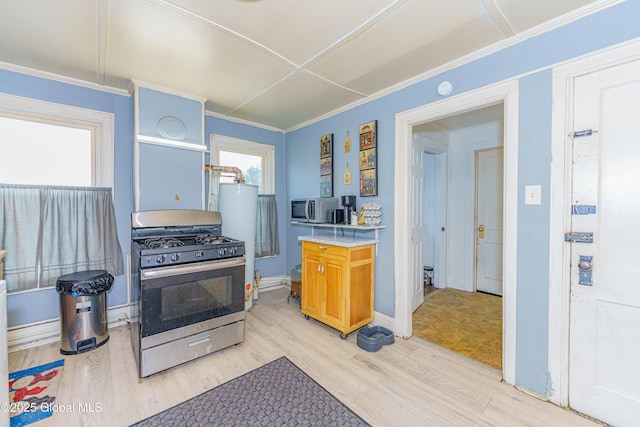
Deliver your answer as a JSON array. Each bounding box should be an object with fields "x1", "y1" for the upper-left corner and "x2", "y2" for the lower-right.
[{"x1": 478, "y1": 224, "x2": 485, "y2": 238}]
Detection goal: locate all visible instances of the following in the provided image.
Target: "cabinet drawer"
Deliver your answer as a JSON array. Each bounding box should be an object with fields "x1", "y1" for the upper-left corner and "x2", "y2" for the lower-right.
[{"x1": 302, "y1": 241, "x2": 347, "y2": 257}]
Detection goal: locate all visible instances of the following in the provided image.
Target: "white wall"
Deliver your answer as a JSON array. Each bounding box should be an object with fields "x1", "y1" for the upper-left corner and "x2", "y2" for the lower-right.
[{"x1": 446, "y1": 121, "x2": 503, "y2": 291}]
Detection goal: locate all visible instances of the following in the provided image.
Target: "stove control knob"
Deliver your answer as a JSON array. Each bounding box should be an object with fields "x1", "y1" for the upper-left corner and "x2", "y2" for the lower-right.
[
  {"x1": 195, "y1": 251, "x2": 204, "y2": 259},
  {"x1": 218, "y1": 248, "x2": 226, "y2": 257},
  {"x1": 155, "y1": 255, "x2": 165, "y2": 264},
  {"x1": 170, "y1": 254, "x2": 180, "y2": 262},
  {"x1": 228, "y1": 247, "x2": 235, "y2": 256}
]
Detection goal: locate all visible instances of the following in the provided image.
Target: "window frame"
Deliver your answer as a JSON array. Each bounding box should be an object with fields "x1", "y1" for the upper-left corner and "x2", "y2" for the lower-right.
[
  {"x1": 0, "y1": 93, "x2": 115, "y2": 188},
  {"x1": 210, "y1": 134, "x2": 275, "y2": 194}
]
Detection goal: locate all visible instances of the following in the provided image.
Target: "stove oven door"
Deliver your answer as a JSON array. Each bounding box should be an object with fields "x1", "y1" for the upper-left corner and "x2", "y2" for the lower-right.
[{"x1": 139, "y1": 256, "x2": 245, "y2": 346}]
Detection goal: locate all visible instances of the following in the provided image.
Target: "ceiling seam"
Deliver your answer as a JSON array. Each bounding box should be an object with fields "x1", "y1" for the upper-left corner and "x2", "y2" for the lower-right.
[
  {"x1": 226, "y1": 69, "x2": 367, "y2": 117},
  {"x1": 96, "y1": 0, "x2": 111, "y2": 85},
  {"x1": 298, "y1": 0, "x2": 411, "y2": 70},
  {"x1": 226, "y1": 71, "x2": 297, "y2": 115},
  {"x1": 303, "y1": 71, "x2": 368, "y2": 97},
  {"x1": 155, "y1": 0, "x2": 300, "y2": 70},
  {"x1": 154, "y1": 0, "x2": 411, "y2": 79},
  {"x1": 480, "y1": 0, "x2": 516, "y2": 37}
]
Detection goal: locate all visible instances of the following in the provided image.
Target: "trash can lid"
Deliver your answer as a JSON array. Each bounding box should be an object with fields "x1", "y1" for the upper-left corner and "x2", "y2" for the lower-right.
[{"x1": 56, "y1": 270, "x2": 114, "y2": 296}]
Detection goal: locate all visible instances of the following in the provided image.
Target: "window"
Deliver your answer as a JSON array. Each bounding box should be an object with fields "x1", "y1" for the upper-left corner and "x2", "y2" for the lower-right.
[
  {"x1": 0, "y1": 93, "x2": 114, "y2": 188},
  {"x1": 210, "y1": 134, "x2": 275, "y2": 194},
  {"x1": 0, "y1": 94, "x2": 120, "y2": 293}
]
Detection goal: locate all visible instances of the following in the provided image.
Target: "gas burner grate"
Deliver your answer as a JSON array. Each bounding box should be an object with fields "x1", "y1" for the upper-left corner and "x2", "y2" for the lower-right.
[
  {"x1": 144, "y1": 238, "x2": 185, "y2": 249},
  {"x1": 195, "y1": 234, "x2": 228, "y2": 245}
]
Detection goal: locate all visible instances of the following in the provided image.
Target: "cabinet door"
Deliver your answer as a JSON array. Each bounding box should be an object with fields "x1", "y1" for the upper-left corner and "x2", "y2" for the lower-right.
[
  {"x1": 302, "y1": 252, "x2": 322, "y2": 317},
  {"x1": 323, "y1": 258, "x2": 345, "y2": 327},
  {"x1": 138, "y1": 143, "x2": 203, "y2": 211}
]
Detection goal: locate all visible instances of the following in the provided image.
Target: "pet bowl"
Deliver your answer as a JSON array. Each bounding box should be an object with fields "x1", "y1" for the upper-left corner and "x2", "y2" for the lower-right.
[{"x1": 357, "y1": 325, "x2": 395, "y2": 352}]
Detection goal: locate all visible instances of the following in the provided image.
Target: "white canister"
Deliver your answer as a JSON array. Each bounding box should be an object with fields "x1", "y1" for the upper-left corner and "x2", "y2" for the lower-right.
[{"x1": 350, "y1": 210, "x2": 358, "y2": 225}]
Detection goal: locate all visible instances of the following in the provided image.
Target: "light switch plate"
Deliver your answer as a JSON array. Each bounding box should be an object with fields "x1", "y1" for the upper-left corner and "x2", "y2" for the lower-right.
[{"x1": 525, "y1": 185, "x2": 542, "y2": 205}]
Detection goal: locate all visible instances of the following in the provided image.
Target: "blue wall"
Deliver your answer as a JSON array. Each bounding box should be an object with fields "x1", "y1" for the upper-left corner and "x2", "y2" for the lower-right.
[
  {"x1": 285, "y1": 1, "x2": 640, "y2": 396},
  {"x1": 516, "y1": 70, "x2": 553, "y2": 394}
]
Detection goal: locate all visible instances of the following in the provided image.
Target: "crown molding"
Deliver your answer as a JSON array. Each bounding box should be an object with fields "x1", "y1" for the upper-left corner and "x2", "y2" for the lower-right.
[
  {"x1": 0, "y1": 61, "x2": 129, "y2": 97},
  {"x1": 129, "y1": 79, "x2": 207, "y2": 104},
  {"x1": 205, "y1": 109, "x2": 285, "y2": 134}
]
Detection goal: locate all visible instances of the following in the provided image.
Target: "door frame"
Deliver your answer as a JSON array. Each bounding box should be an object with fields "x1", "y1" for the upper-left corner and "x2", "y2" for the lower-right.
[
  {"x1": 394, "y1": 80, "x2": 519, "y2": 384},
  {"x1": 548, "y1": 39, "x2": 640, "y2": 407}
]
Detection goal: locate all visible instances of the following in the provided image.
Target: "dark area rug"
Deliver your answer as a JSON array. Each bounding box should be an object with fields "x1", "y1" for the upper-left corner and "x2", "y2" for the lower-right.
[{"x1": 130, "y1": 356, "x2": 370, "y2": 426}]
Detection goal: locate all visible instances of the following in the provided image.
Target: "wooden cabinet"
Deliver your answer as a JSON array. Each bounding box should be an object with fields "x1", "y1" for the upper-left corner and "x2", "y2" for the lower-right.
[{"x1": 301, "y1": 241, "x2": 375, "y2": 337}]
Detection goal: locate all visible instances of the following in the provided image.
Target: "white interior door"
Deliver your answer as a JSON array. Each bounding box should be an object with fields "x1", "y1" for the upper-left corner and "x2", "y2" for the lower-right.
[
  {"x1": 411, "y1": 142, "x2": 425, "y2": 311},
  {"x1": 568, "y1": 59, "x2": 640, "y2": 427},
  {"x1": 475, "y1": 148, "x2": 503, "y2": 296}
]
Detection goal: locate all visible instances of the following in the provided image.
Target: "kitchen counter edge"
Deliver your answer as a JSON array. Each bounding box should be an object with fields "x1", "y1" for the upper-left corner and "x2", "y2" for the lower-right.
[{"x1": 298, "y1": 235, "x2": 378, "y2": 247}]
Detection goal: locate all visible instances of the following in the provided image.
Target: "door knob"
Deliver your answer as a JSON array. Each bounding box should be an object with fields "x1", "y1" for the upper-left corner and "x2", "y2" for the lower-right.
[
  {"x1": 578, "y1": 255, "x2": 593, "y2": 286},
  {"x1": 578, "y1": 259, "x2": 592, "y2": 271},
  {"x1": 478, "y1": 224, "x2": 485, "y2": 238}
]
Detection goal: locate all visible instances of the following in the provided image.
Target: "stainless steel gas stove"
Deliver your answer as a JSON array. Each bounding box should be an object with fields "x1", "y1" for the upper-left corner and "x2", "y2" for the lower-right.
[{"x1": 130, "y1": 210, "x2": 246, "y2": 377}]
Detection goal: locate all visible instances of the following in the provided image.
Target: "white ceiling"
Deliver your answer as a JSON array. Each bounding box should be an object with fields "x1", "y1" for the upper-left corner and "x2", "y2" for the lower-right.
[{"x1": 0, "y1": 0, "x2": 612, "y2": 130}]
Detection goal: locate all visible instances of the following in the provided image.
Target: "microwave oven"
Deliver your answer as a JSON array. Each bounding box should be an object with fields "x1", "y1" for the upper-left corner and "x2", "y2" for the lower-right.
[{"x1": 291, "y1": 197, "x2": 338, "y2": 223}]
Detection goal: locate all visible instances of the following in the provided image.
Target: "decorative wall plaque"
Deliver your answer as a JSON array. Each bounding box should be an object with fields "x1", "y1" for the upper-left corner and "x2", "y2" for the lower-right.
[
  {"x1": 344, "y1": 162, "x2": 352, "y2": 185},
  {"x1": 359, "y1": 120, "x2": 377, "y2": 197},
  {"x1": 320, "y1": 134, "x2": 333, "y2": 197}
]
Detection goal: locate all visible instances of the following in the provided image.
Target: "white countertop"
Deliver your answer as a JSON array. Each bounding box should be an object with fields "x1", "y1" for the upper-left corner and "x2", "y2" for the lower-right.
[
  {"x1": 298, "y1": 234, "x2": 378, "y2": 247},
  {"x1": 291, "y1": 221, "x2": 385, "y2": 231}
]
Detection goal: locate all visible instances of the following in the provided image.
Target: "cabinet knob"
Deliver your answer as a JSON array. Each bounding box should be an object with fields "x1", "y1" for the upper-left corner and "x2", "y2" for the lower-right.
[{"x1": 318, "y1": 246, "x2": 327, "y2": 250}]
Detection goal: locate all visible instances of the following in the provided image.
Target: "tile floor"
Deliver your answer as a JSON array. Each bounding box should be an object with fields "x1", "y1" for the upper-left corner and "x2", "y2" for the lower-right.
[{"x1": 412, "y1": 288, "x2": 502, "y2": 370}]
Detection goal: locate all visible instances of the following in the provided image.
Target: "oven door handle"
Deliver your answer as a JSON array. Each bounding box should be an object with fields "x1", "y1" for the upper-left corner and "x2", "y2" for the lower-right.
[{"x1": 140, "y1": 256, "x2": 246, "y2": 279}]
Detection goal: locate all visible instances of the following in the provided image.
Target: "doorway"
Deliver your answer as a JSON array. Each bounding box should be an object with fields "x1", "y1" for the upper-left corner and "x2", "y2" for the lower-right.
[
  {"x1": 410, "y1": 108, "x2": 504, "y2": 369},
  {"x1": 547, "y1": 43, "x2": 640, "y2": 425},
  {"x1": 394, "y1": 80, "x2": 519, "y2": 384}
]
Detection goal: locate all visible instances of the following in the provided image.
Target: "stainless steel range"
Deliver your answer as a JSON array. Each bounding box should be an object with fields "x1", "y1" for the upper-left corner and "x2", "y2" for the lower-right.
[{"x1": 130, "y1": 209, "x2": 246, "y2": 378}]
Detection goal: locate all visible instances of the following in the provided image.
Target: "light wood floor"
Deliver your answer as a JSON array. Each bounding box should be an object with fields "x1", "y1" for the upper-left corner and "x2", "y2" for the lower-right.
[
  {"x1": 9, "y1": 287, "x2": 596, "y2": 427},
  {"x1": 413, "y1": 288, "x2": 502, "y2": 369}
]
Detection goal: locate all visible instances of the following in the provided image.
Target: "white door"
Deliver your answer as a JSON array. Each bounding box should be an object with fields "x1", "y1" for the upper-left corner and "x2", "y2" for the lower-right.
[
  {"x1": 568, "y1": 59, "x2": 640, "y2": 426},
  {"x1": 411, "y1": 142, "x2": 425, "y2": 311},
  {"x1": 475, "y1": 148, "x2": 503, "y2": 296}
]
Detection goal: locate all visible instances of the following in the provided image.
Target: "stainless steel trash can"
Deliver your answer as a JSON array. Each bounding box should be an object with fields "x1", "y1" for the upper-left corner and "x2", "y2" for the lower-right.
[{"x1": 56, "y1": 270, "x2": 113, "y2": 355}]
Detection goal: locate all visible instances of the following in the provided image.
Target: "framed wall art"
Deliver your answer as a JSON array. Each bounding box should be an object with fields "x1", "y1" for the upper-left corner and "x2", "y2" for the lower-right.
[
  {"x1": 359, "y1": 120, "x2": 377, "y2": 196},
  {"x1": 320, "y1": 133, "x2": 333, "y2": 197}
]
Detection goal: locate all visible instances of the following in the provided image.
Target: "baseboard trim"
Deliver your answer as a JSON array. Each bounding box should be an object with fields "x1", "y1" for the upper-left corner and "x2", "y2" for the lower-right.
[
  {"x1": 373, "y1": 311, "x2": 396, "y2": 335},
  {"x1": 8, "y1": 304, "x2": 131, "y2": 353},
  {"x1": 256, "y1": 275, "x2": 290, "y2": 295}
]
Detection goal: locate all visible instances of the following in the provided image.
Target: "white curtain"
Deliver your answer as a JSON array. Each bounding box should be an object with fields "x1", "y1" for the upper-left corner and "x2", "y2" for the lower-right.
[
  {"x1": 0, "y1": 185, "x2": 123, "y2": 293},
  {"x1": 255, "y1": 194, "x2": 279, "y2": 258}
]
